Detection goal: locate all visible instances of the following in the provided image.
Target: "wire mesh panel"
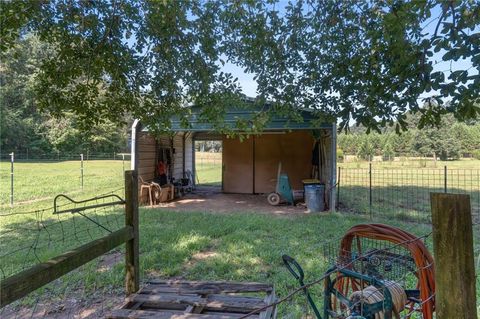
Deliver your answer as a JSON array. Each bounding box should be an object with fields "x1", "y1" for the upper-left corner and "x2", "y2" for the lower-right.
[
  {"x1": 0, "y1": 189, "x2": 126, "y2": 318},
  {"x1": 338, "y1": 165, "x2": 480, "y2": 223}
]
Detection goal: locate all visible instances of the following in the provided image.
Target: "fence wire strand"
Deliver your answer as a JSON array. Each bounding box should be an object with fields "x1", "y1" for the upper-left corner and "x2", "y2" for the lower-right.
[
  {"x1": 0, "y1": 189, "x2": 126, "y2": 318},
  {"x1": 338, "y1": 165, "x2": 480, "y2": 223}
]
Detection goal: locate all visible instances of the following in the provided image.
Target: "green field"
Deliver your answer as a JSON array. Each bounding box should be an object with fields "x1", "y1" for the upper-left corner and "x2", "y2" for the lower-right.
[
  {"x1": 338, "y1": 159, "x2": 480, "y2": 222},
  {"x1": 1, "y1": 159, "x2": 479, "y2": 316},
  {"x1": 1, "y1": 208, "x2": 456, "y2": 317},
  {"x1": 0, "y1": 160, "x2": 128, "y2": 212},
  {"x1": 195, "y1": 152, "x2": 222, "y2": 186},
  {"x1": 339, "y1": 158, "x2": 480, "y2": 169}
]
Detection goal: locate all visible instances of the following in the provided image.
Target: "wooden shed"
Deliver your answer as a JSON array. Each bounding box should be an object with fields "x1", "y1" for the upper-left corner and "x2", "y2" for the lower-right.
[{"x1": 131, "y1": 104, "x2": 337, "y2": 210}]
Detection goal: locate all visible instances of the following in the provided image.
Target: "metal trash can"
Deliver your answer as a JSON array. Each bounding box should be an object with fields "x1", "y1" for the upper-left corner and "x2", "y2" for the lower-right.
[{"x1": 304, "y1": 184, "x2": 325, "y2": 212}]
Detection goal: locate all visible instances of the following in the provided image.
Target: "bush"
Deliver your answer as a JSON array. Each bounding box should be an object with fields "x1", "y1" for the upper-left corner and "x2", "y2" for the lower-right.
[
  {"x1": 337, "y1": 148, "x2": 344, "y2": 162},
  {"x1": 473, "y1": 150, "x2": 480, "y2": 160}
]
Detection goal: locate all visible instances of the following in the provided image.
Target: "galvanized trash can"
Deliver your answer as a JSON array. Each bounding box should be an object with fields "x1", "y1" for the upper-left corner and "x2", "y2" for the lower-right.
[{"x1": 304, "y1": 183, "x2": 325, "y2": 212}]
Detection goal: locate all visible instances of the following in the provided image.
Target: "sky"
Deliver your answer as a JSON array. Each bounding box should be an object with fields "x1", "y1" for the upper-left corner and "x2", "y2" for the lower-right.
[{"x1": 218, "y1": 3, "x2": 478, "y2": 99}]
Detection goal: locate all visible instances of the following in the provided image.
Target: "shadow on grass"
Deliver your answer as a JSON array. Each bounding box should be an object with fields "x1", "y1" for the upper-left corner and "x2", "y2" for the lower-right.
[
  {"x1": 138, "y1": 210, "x2": 441, "y2": 317},
  {"x1": 0, "y1": 207, "x2": 126, "y2": 318},
  {"x1": 2, "y1": 205, "x2": 479, "y2": 317}
]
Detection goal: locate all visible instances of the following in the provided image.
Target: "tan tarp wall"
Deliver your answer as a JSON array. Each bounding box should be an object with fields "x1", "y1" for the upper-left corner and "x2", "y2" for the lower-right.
[
  {"x1": 222, "y1": 131, "x2": 317, "y2": 194},
  {"x1": 222, "y1": 136, "x2": 254, "y2": 193}
]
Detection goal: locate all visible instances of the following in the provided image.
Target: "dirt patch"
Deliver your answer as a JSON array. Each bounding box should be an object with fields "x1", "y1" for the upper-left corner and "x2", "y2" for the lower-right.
[
  {"x1": 182, "y1": 240, "x2": 220, "y2": 274},
  {"x1": 1, "y1": 293, "x2": 124, "y2": 319},
  {"x1": 97, "y1": 250, "x2": 123, "y2": 273},
  {"x1": 150, "y1": 187, "x2": 315, "y2": 216}
]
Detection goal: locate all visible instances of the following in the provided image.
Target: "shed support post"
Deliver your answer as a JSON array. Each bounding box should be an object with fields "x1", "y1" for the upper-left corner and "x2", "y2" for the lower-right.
[
  {"x1": 430, "y1": 193, "x2": 477, "y2": 319},
  {"x1": 125, "y1": 170, "x2": 139, "y2": 295},
  {"x1": 329, "y1": 124, "x2": 337, "y2": 212},
  {"x1": 182, "y1": 133, "x2": 186, "y2": 178}
]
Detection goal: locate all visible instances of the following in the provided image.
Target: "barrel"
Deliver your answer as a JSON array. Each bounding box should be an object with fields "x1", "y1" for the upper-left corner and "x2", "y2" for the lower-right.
[{"x1": 304, "y1": 184, "x2": 325, "y2": 212}]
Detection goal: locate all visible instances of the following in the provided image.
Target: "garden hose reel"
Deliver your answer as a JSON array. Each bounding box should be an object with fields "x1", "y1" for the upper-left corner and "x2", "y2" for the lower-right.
[{"x1": 282, "y1": 224, "x2": 435, "y2": 319}]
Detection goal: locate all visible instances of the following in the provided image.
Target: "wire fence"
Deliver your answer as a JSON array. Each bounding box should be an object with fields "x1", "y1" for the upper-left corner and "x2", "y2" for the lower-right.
[
  {"x1": 195, "y1": 151, "x2": 222, "y2": 186},
  {"x1": 0, "y1": 188, "x2": 126, "y2": 318},
  {"x1": 337, "y1": 164, "x2": 480, "y2": 223},
  {"x1": 0, "y1": 154, "x2": 130, "y2": 208},
  {"x1": 0, "y1": 151, "x2": 130, "y2": 161}
]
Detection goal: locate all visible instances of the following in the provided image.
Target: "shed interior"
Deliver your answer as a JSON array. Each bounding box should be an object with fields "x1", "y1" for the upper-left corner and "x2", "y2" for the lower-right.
[{"x1": 132, "y1": 104, "x2": 336, "y2": 209}]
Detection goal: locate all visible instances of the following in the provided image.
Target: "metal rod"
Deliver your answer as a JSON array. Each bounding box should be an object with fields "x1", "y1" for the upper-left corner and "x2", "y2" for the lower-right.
[
  {"x1": 54, "y1": 193, "x2": 125, "y2": 214},
  {"x1": 337, "y1": 166, "x2": 341, "y2": 207},
  {"x1": 444, "y1": 165, "x2": 447, "y2": 193},
  {"x1": 122, "y1": 154, "x2": 125, "y2": 172},
  {"x1": 10, "y1": 152, "x2": 14, "y2": 207},
  {"x1": 80, "y1": 153, "x2": 84, "y2": 190},
  {"x1": 369, "y1": 162, "x2": 372, "y2": 219}
]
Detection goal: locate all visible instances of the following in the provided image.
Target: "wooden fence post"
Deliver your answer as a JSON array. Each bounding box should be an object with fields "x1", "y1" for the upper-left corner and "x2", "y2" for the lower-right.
[
  {"x1": 430, "y1": 193, "x2": 477, "y2": 319},
  {"x1": 125, "y1": 170, "x2": 139, "y2": 295}
]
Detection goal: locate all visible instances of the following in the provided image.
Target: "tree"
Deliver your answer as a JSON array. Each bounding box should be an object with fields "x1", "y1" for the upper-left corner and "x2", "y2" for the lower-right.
[
  {"x1": 382, "y1": 141, "x2": 395, "y2": 161},
  {"x1": 357, "y1": 136, "x2": 375, "y2": 161},
  {"x1": 0, "y1": 36, "x2": 51, "y2": 154},
  {"x1": 1, "y1": 1, "x2": 479, "y2": 133},
  {"x1": 0, "y1": 36, "x2": 129, "y2": 156}
]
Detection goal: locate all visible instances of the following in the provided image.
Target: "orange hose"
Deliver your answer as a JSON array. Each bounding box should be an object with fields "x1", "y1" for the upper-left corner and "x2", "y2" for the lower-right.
[{"x1": 335, "y1": 224, "x2": 435, "y2": 319}]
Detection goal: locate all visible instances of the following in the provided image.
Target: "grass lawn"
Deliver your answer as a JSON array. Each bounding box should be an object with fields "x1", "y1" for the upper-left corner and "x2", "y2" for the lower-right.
[
  {"x1": 338, "y1": 159, "x2": 480, "y2": 222},
  {"x1": 0, "y1": 160, "x2": 128, "y2": 212},
  {"x1": 339, "y1": 158, "x2": 480, "y2": 169},
  {"x1": 195, "y1": 152, "x2": 222, "y2": 186},
  {"x1": 1, "y1": 159, "x2": 479, "y2": 316},
  {"x1": 195, "y1": 162, "x2": 222, "y2": 186},
  {"x1": 7, "y1": 208, "x2": 475, "y2": 317}
]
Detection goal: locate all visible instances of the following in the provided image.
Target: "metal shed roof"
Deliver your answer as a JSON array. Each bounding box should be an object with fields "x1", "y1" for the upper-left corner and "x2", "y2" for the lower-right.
[{"x1": 168, "y1": 104, "x2": 332, "y2": 132}]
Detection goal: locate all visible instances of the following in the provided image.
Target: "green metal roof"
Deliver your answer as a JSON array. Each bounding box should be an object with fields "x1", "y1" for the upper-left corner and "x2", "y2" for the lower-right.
[{"x1": 168, "y1": 103, "x2": 332, "y2": 132}]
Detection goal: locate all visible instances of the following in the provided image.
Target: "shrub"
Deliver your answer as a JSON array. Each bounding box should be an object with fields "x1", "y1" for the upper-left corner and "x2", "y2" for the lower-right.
[
  {"x1": 337, "y1": 148, "x2": 344, "y2": 162},
  {"x1": 473, "y1": 150, "x2": 480, "y2": 160}
]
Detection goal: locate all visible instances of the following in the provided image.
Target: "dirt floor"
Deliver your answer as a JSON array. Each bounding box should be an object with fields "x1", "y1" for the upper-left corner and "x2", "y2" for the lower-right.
[{"x1": 152, "y1": 186, "x2": 316, "y2": 215}]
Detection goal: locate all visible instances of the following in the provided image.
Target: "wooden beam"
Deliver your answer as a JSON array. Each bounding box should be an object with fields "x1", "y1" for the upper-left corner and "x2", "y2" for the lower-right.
[
  {"x1": 430, "y1": 193, "x2": 477, "y2": 319},
  {"x1": 108, "y1": 309, "x2": 249, "y2": 319},
  {"x1": 125, "y1": 170, "x2": 140, "y2": 295},
  {"x1": 0, "y1": 226, "x2": 134, "y2": 307}
]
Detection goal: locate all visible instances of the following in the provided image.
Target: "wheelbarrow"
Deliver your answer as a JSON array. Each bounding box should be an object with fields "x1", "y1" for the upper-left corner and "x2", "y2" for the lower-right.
[{"x1": 267, "y1": 162, "x2": 295, "y2": 206}]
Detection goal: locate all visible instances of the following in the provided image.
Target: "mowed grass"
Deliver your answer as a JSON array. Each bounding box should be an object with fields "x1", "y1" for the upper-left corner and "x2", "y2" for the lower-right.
[
  {"x1": 1, "y1": 159, "x2": 479, "y2": 315},
  {"x1": 339, "y1": 158, "x2": 480, "y2": 169},
  {"x1": 7, "y1": 208, "x2": 474, "y2": 317},
  {"x1": 195, "y1": 152, "x2": 222, "y2": 186},
  {"x1": 338, "y1": 159, "x2": 480, "y2": 222},
  {"x1": 0, "y1": 160, "x2": 129, "y2": 211}
]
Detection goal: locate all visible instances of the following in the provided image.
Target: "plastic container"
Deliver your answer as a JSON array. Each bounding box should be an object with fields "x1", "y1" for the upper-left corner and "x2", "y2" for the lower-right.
[{"x1": 304, "y1": 184, "x2": 325, "y2": 212}]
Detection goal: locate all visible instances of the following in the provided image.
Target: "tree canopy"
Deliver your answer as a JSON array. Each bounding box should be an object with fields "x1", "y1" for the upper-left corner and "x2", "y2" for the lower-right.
[
  {"x1": 0, "y1": 36, "x2": 129, "y2": 156},
  {"x1": 338, "y1": 113, "x2": 480, "y2": 160},
  {"x1": 1, "y1": 0, "x2": 479, "y2": 133}
]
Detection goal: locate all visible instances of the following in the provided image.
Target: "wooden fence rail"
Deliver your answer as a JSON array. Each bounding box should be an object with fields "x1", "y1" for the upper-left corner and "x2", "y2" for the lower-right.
[{"x1": 0, "y1": 170, "x2": 139, "y2": 308}]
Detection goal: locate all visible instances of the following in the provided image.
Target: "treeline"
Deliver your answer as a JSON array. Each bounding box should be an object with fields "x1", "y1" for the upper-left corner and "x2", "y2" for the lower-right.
[
  {"x1": 0, "y1": 36, "x2": 130, "y2": 157},
  {"x1": 338, "y1": 114, "x2": 480, "y2": 161}
]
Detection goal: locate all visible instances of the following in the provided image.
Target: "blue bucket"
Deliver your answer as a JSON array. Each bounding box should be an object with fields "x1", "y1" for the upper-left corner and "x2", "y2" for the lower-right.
[{"x1": 304, "y1": 184, "x2": 325, "y2": 212}]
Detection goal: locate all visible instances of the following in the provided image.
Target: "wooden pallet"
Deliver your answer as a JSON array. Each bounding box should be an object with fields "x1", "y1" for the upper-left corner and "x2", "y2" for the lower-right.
[{"x1": 107, "y1": 280, "x2": 277, "y2": 319}]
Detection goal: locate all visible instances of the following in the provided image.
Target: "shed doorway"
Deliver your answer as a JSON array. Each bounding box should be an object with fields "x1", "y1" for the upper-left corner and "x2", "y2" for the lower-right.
[{"x1": 194, "y1": 140, "x2": 223, "y2": 189}]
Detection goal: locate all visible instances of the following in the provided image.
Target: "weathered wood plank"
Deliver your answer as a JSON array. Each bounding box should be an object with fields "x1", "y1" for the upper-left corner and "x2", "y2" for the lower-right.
[
  {"x1": 0, "y1": 226, "x2": 133, "y2": 307},
  {"x1": 430, "y1": 193, "x2": 477, "y2": 319},
  {"x1": 145, "y1": 280, "x2": 273, "y2": 293},
  {"x1": 130, "y1": 294, "x2": 265, "y2": 313},
  {"x1": 108, "y1": 309, "x2": 243, "y2": 319},
  {"x1": 117, "y1": 280, "x2": 275, "y2": 318},
  {"x1": 125, "y1": 170, "x2": 140, "y2": 295},
  {"x1": 129, "y1": 294, "x2": 206, "y2": 307},
  {"x1": 205, "y1": 294, "x2": 265, "y2": 313},
  {"x1": 259, "y1": 287, "x2": 275, "y2": 319},
  {"x1": 141, "y1": 286, "x2": 270, "y2": 296}
]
